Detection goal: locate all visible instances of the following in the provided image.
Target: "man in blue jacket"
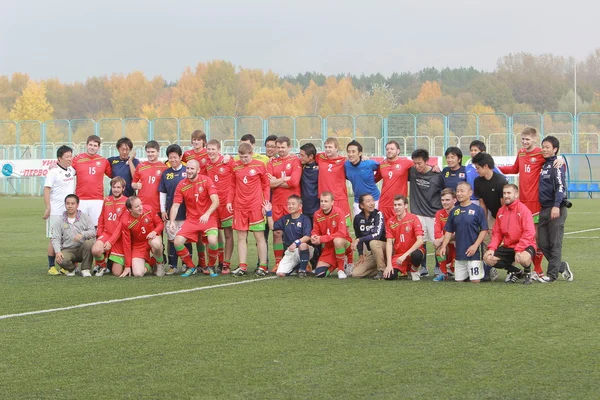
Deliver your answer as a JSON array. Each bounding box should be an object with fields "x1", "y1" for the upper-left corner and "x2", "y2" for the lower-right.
[{"x1": 538, "y1": 136, "x2": 573, "y2": 283}]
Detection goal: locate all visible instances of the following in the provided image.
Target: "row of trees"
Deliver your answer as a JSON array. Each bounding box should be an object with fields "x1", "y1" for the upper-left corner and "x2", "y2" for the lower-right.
[{"x1": 2, "y1": 49, "x2": 600, "y2": 146}]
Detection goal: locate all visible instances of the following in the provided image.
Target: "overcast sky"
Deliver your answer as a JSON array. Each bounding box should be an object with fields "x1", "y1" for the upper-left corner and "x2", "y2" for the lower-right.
[{"x1": 1, "y1": 0, "x2": 597, "y2": 83}]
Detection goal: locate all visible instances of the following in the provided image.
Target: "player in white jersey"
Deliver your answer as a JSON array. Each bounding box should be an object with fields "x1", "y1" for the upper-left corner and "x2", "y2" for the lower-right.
[{"x1": 43, "y1": 145, "x2": 76, "y2": 275}]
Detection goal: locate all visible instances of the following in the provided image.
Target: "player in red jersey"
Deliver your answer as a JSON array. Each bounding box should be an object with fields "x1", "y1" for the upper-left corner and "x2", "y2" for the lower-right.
[
  {"x1": 311, "y1": 192, "x2": 352, "y2": 279},
  {"x1": 91, "y1": 177, "x2": 128, "y2": 276},
  {"x1": 227, "y1": 143, "x2": 271, "y2": 276},
  {"x1": 71, "y1": 135, "x2": 112, "y2": 227},
  {"x1": 205, "y1": 139, "x2": 235, "y2": 274},
  {"x1": 183, "y1": 129, "x2": 209, "y2": 169},
  {"x1": 433, "y1": 188, "x2": 456, "y2": 278},
  {"x1": 316, "y1": 137, "x2": 351, "y2": 223},
  {"x1": 182, "y1": 130, "x2": 211, "y2": 267},
  {"x1": 132, "y1": 140, "x2": 169, "y2": 214},
  {"x1": 498, "y1": 127, "x2": 563, "y2": 281},
  {"x1": 114, "y1": 196, "x2": 165, "y2": 277},
  {"x1": 384, "y1": 195, "x2": 425, "y2": 281},
  {"x1": 375, "y1": 140, "x2": 415, "y2": 223},
  {"x1": 267, "y1": 136, "x2": 302, "y2": 270},
  {"x1": 168, "y1": 159, "x2": 220, "y2": 277}
]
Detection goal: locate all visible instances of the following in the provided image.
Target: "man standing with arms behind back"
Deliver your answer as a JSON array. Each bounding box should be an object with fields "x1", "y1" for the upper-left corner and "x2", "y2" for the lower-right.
[
  {"x1": 43, "y1": 145, "x2": 75, "y2": 275},
  {"x1": 71, "y1": 135, "x2": 112, "y2": 227}
]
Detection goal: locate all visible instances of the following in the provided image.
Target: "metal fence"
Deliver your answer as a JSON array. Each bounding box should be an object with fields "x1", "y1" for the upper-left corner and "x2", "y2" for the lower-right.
[{"x1": 1, "y1": 112, "x2": 599, "y2": 161}]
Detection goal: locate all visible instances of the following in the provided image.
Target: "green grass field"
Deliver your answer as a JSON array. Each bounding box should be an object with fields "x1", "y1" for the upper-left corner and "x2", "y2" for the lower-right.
[{"x1": 0, "y1": 196, "x2": 599, "y2": 399}]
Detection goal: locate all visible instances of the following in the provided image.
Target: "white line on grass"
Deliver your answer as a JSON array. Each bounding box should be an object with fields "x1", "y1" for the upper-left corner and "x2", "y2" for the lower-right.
[
  {"x1": 564, "y1": 228, "x2": 600, "y2": 235},
  {"x1": 0, "y1": 277, "x2": 277, "y2": 321},
  {"x1": 565, "y1": 236, "x2": 600, "y2": 239}
]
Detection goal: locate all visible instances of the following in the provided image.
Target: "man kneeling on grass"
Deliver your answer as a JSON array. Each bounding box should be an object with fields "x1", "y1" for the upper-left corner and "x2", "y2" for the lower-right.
[
  {"x1": 383, "y1": 195, "x2": 425, "y2": 281},
  {"x1": 264, "y1": 196, "x2": 313, "y2": 278},
  {"x1": 483, "y1": 184, "x2": 536, "y2": 285},
  {"x1": 51, "y1": 194, "x2": 96, "y2": 277},
  {"x1": 439, "y1": 182, "x2": 488, "y2": 283}
]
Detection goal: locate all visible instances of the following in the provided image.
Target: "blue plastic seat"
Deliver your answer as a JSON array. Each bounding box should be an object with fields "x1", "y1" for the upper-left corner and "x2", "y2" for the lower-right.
[
  {"x1": 568, "y1": 183, "x2": 578, "y2": 192},
  {"x1": 591, "y1": 183, "x2": 599, "y2": 192},
  {"x1": 577, "y1": 183, "x2": 589, "y2": 192}
]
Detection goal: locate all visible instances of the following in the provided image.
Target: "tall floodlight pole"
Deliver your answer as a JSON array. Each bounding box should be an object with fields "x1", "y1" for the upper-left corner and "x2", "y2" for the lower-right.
[{"x1": 574, "y1": 61, "x2": 577, "y2": 117}]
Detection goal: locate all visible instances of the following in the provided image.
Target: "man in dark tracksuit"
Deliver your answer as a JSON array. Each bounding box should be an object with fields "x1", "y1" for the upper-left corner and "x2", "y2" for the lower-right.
[
  {"x1": 538, "y1": 136, "x2": 573, "y2": 283},
  {"x1": 300, "y1": 143, "x2": 321, "y2": 268}
]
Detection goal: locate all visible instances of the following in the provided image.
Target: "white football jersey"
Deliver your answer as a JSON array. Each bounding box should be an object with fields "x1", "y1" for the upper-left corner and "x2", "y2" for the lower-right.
[{"x1": 44, "y1": 165, "x2": 76, "y2": 215}]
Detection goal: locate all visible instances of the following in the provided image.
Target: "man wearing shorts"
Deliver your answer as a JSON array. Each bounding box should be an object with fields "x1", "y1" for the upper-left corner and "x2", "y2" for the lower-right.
[
  {"x1": 205, "y1": 139, "x2": 235, "y2": 274},
  {"x1": 264, "y1": 195, "x2": 313, "y2": 278},
  {"x1": 383, "y1": 195, "x2": 425, "y2": 281},
  {"x1": 311, "y1": 192, "x2": 352, "y2": 279},
  {"x1": 267, "y1": 136, "x2": 302, "y2": 271},
  {"x1": 159, "y1": 144, "x2": 192, "y2": 275},
  {"x1": 169, "y1": 159, "x2": 220, "y2": 277},
  {"x1": 71, "y1": 135, "x2": 112, "y2": 226},
  {"x1": 43, "y1": 145, "x2": 75, "y2": 275},
  {"x1": 91, "y1": 177, "x2": 128, "y2": 276},
  {"x1": 409, "y1": 148, "x2": 443, "y2": 276},
  {"x1": 484, "y1": 184, "x2": 537, "y2": 285},
  {"x1": 227, "y1": 143, "x2": 270, "y2": 276},
  {"x1": 116, "y1": 196, "x2": 166, "y2": 278},
  {"x1": 433, "y1": 188, "x2": 457, "y2": 281},
  {"x1": 439, "y1": 182, "x2": 488, "y2": 283}
]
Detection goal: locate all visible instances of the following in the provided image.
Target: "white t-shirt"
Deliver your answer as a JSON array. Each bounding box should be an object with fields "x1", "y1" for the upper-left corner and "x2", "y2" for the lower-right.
[{"x1": 44, "y1": 165, "x2": 76, "y2": 215}]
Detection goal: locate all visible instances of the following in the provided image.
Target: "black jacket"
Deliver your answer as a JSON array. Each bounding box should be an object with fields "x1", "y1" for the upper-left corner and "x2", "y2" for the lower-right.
[
  {"x1": 539, "y1": 155, "x2": 566, "y2": 208},
  {"x1": 353, "y1": 209, "x2": 386, "y2": 255}
]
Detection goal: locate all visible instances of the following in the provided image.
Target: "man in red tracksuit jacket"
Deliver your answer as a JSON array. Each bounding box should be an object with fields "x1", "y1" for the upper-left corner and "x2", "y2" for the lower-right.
[{"x1": 484, "y1": 183, "x2": 537, "y2": 285}]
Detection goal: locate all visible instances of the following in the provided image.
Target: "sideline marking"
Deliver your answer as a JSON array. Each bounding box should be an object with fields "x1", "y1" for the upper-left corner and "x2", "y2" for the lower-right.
[
  {"x1": 565, "y1": 236, "x2": 600, "y2": 239},
  {"x1": 564, "y1": 228, "x2": 600, "y2": 235},
  {"x1": 0, "y1": 277, "x2": 277, "y2": 321}
]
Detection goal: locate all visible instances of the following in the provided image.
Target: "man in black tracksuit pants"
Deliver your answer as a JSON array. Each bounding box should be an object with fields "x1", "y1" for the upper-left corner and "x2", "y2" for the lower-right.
[{"x1": 538, "y1": 135, "x2": 573, "y2": 283}]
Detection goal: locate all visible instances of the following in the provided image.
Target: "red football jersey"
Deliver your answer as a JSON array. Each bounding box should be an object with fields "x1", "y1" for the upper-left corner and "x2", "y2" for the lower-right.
[
  {"x1": 498, "y1": 147, "x2": 544, "y2": 204},
  {"x1": 267, "y1": 154, "x2": 302, "y2": 206},
  {"x1": 315, "y1": 153, "x2": 349, "y2": 216},
  {"x1": 97, "y1": 195, "x2": 128, "y2": 240},
  {"x1": 204, "y1": 156, "x2": 234, "y2": 203},
  {"x1": 119, "y1": 205, "x2": 164, "y2": 267},
  {"x1": 173, "y1": 175, "x2": 218, "y2": 220},
  {"x1": 386, "y1": 212, "x2": 424, "y2": 256},
  {"x1": 376, "y1": 157, "x2": 413, "y2": 206},
  {"x1": 183, "y1": 148, "x2": 209, "y2": 173},
  {"x1": 434, "y1": 208, "x2": 450, "y2": 240},
  {"x1": 227, "y1": 159, "x2": 270, "y2": 210},
  {"x1": 133, "y1": 161, "x2": 169, "y2": 213},
  {"x1": 72, "y1": 153, "x2": 112, "y2": 200},
  {"x1": 311, "y1": 206, "x2": 351, "y2": 248}
]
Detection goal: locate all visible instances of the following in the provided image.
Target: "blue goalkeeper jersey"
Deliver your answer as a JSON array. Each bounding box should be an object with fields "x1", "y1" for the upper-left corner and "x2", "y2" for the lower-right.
[{"x1": 345, "y1": 159, "x2": 380, "y2": 202}]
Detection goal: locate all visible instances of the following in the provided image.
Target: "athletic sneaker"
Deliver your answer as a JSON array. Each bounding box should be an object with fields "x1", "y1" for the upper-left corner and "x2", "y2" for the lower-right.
[
  {"x1": 95, "y1": 267, "x2": 108, "y2": 277},
  {"x1": 505, "y1": 270, "x2": 523, "y2": 283},
  {"x1": 155, "y1": 263, "x2": 166, "y2": 277},
  {"x1": 181, "y1": 267, "x2": 197, "y2": 277},
  {"x1": 207, "y1": 267, "x2": 218, "y2": 277},
  {"x1": 232, "y1": 267, "x2": 247, "y2": 277},
  {"x1": 47, "y1": 266, "x2": 61, "y2": 276},
  {"x1": 433, "y1": 274, "x2": 447, "y2": 282},
  {"x1": 165, "y1": 266, "x2": 177, "y2": 276},
  {"x1": 410, "y1": 271, "x2": 421, "y2": 281},
  {"x1": 289, "y1": 270, "x2": 299, "y2": 277},
  {"x1": 489, "y1": 267, "x2": 499, "y2": 282},
  {"x1": 298, "y1": 270, "x2": 307, "y2": 278},
  {"x1": 81, "y1": 269, "x2": 92, "y2": 277},
  {"x1": 540, "y1": 276, "x2": 556, "y2": 283},
  {"x1": 65, "y1": 269, "x2": 76, "y2": 277},
  {"x1": 344, "y1": 263, "x2": 354, "y2": 275},
  {"x1": 215, "y1": 263, "x2": 223, "y2": 274},
  {"x1": 531, "y1": 271, "x2": 545, "y2": 283},
  {"x1": 562, "y1": 262, "x2": 574, "y2": 282},
  {"x1": 433, "y1": 266, "x2": 441, "y2": 276},
  {"x1": 419, "y1": 266, "x2": 429, "y2": 277},
  {"x1": 255, "y1": 267, "x2": 268, "y2": 277},
  {"x1": 338, "y1": 270, "x2": 347, "y2": 279},
  {"x1": 221, "y1": 266, "x2": 231, "y2": 275},
  {"x1": 523, "y1": 273, "x2": 533, "y2": 285},
  {"x1": 373, "y1": 271, "x2": 384, "y2": 280},
  {"x1": 92, "y1": 266, "x2": 100, "y2": 275},
  {"x1": 199, "y1": 266, "x2": 210, "y2": 275}
]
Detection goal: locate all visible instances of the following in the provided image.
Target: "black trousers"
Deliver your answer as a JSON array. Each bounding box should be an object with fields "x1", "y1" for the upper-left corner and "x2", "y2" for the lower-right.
[{"x1": 538, "y1": 206, "x2": 568, "y2": 280}]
